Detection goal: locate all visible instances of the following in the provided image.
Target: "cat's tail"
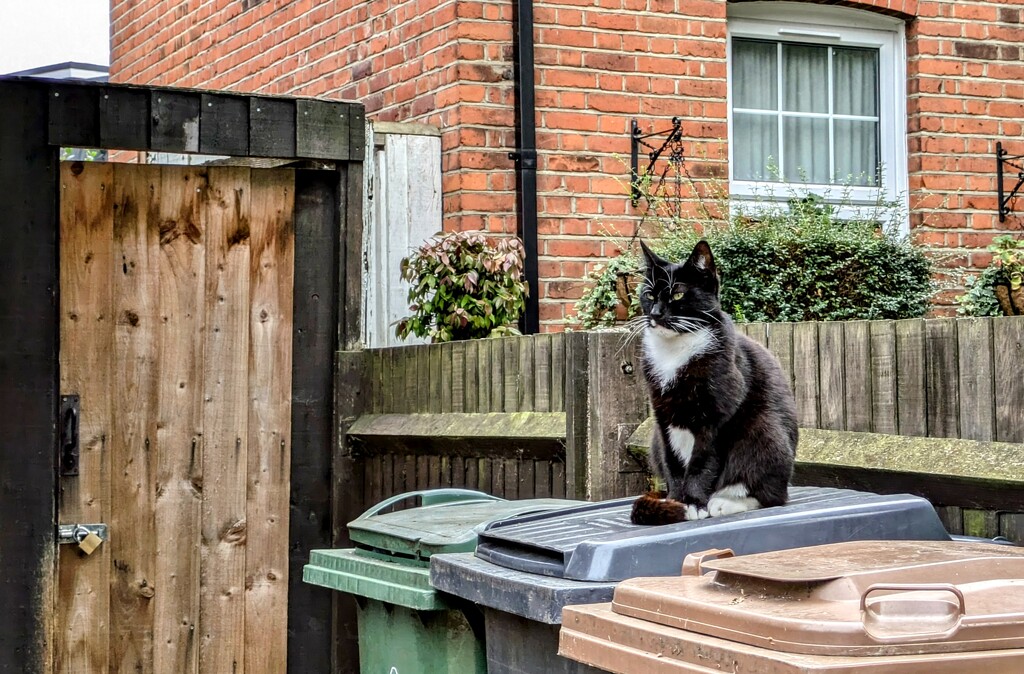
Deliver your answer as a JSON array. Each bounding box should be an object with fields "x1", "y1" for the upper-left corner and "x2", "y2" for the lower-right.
[{"x1": 630, "y1": 491, "x2": 687, "y2": 525}]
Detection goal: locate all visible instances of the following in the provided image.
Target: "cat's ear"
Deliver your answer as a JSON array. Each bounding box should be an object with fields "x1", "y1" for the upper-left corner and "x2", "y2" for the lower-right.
[
  {"x1": 638, "y1": 238, "x2": 667, "y2": 269},
  {"x1": 687, "y1": 240, "x2": 717, "y2": 275}
]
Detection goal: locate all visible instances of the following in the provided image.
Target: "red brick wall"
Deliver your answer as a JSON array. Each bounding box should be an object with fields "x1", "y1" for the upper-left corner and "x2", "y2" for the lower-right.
[
  {"x1": 907, "y1": 1, "x2": 1024, "y2": 307},
  {"x1": 112, "y1": 0, "x2": 1024, "y2": 329}
]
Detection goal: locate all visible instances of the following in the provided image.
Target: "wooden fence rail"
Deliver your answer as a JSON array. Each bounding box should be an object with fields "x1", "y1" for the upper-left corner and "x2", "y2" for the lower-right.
[{"x1": 335, "y1": 316, "x2": 1024, "y2": 543}]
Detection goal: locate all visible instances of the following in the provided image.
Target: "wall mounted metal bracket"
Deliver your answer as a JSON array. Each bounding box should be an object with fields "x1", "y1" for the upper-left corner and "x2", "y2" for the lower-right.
[
  {"x1": 630, "y1": 117, "x2": 684, "y2": 205},
  {"x1": 997, "y1": 142, "x2": 1024, "y2": 223}
]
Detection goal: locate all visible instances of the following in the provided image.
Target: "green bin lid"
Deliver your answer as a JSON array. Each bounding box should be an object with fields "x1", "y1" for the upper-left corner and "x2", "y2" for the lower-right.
[
  {"x1": 302, "y1": 489, "x2": 583, "y2": 609},
  {"x1": 348, "y1": 488, "x2": 582, "y2": 561}
]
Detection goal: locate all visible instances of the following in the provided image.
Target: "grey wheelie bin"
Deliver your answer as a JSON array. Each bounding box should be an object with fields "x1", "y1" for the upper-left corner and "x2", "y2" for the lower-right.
[
  {"x1": 303, "y1": 488, "x2": 583, "y2": 674},
  {"x1": 429, "y1": 486, "x2": 956, "y2": 674}
]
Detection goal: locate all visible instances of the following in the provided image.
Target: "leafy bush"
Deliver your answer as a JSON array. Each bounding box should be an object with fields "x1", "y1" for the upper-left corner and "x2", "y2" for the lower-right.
[
  {"x1": 396, "y1": 231, "x2": 529, "y2": 342},
  {"x1": 575, "y1": 186, "x2": 935, "y2": 326},
  {"x1": 957, "y1": 235, "x2": 1024, "y2": 316}
]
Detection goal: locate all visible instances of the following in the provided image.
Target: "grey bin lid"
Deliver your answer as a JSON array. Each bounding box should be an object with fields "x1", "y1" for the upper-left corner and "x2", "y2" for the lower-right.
[
  {"x1": 348, "y1": 488, "x2": 585, "y2": 561},
  {"x1": 474, "y1": 486, "x2": 952, "y2": 582}
]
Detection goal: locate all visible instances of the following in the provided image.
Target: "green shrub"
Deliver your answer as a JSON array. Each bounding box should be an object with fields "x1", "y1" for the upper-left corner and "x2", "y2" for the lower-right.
[
  {"x1": 396, "y1": 230, "x2": 529, "y2": 342},
  {"x1": 957, "y1": 235, "x2": 1024, "y2": 317},
  {"x1": 576, "y1": 187, "x2": 935, "y2": 327}
]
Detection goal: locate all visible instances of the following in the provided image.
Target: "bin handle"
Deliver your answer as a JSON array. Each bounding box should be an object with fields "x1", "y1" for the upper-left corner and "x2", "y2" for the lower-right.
[
  {"x1": 355, "y1": 489, "x2": 504, "y2": 519},
  {"x1": 861, "y1": 583, "x2": 965, "y2": 643},
  {"x1": 681, "y1": 548, "x2": 734, "y2": 576}
]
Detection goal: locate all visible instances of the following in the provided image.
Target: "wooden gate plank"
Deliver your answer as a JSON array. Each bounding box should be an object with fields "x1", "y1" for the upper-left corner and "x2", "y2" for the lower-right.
[
  {"x1": 199, "y1": 167, "x2": 251, "y2": 674},
  {"x1": 109, "y1": 163, "x2": 161, "y2": 673},
  {"x1": 152, "y1": 167, "x2": 206, "y2": 674},
  {"x1": 244, "y1": 170, "x2": 295, "y2": 674},
  {"x1": 57, "y1": 161, "x2": 114, "y2": 674}
]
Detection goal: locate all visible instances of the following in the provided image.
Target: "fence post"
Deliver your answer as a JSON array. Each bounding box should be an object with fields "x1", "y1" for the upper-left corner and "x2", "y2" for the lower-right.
[
  {"x1": 331, "y1": 348, "x2": 370, "y2": 673},
  {"x1": 565, "y1": 331, "x2": 650, "y2": 501}
]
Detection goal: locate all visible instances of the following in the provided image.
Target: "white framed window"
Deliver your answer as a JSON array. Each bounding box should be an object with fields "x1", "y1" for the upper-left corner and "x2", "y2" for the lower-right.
[{"x1": 727, "y1": 3, "x2": 907, "y2": 216}]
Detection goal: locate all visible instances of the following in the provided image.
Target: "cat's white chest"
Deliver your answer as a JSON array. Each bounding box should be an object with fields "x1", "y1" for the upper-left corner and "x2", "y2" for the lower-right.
[
  {"x1": 643, "y1": 327, "x2": 714, "y2": 391},
  {"x1": 667, "y1": 426, "x2": 695, "y2": 466}
]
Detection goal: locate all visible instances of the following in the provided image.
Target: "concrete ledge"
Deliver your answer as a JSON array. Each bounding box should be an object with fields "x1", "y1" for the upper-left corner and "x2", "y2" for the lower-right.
[{"x1": 626, "y1": 419, "x2": 1024, "y2": 510}]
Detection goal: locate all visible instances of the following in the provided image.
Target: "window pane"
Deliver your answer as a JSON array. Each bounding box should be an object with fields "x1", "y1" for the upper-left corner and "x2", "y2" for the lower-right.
[
  {"x1": 833, "y1": 48, "x2": 879, "y2": 117},
  {"x1": 783, "y1": 44, "x2": 828, "y2": 113},
  {"x1": 732, "y1": 39, "x2": 778, "y2": 110},
  {"x1": 734, "y1": 112, "x2": 779, "y2": 180},
  {"x1": 834, "y1": 119, "x2": 879, "y2": 185},
  {"x1": 783, "y1": 116, "x2": 829, "y2": 183}
]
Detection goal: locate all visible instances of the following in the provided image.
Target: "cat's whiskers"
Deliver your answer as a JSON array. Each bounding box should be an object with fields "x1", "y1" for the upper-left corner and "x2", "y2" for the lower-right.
[
  {"x1": 616, "y1": 315, "x2": 649, "y2": 355},
  {"x1": 699, "y1": 309, "x2": 724, "y2": 326}
]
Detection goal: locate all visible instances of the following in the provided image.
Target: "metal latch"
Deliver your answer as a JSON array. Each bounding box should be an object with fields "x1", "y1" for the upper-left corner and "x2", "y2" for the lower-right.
[
  {"x1": 57, "y1": 523, "x2": 108, "y2": 555},
  {"x1": 60, "y1": 394, "x2": 80, "y2": 476}
]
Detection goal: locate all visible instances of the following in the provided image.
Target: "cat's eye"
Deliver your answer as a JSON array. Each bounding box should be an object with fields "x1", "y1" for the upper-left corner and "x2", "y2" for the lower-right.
[
  {"x1": 672, "y1": 291, "x2": 685, "y2": 301},
  {"x1": 643, "y1": 291, "x2": 655, "y2": 300}
]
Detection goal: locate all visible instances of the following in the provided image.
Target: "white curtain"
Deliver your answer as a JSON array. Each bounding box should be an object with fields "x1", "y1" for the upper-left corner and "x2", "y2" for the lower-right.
[
  {"x1": 732, "y1": 40, "x2": 778, "y2": 181},
  {"x1": 732, "y1": 39, "x2": 879, "y2": 185},
  {"x1": 833, "y1": 48, "x2": 879, "y2": 185}
]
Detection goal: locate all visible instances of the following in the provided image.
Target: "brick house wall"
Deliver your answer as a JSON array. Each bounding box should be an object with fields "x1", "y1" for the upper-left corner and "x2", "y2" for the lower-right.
[{"x1": 111, "y1": 0, "x2": 1024, "y2": 330}]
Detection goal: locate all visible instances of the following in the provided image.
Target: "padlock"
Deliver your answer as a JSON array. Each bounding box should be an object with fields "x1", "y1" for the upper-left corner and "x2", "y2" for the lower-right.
[{"x1": 78, "y1": 531, "x2": 103, "y2": 555}]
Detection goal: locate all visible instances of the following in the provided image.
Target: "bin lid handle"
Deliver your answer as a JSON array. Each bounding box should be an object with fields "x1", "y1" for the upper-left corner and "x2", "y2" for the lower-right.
[
  {"x1": 356, "y1": 489, "x2": 505, "y2": 520},
  {"x1": 861, "y1": 583, "x2": 966, "y2": 643},
  {"x1": 682, "y1": 548, "x2": 734, "y2": 576}
]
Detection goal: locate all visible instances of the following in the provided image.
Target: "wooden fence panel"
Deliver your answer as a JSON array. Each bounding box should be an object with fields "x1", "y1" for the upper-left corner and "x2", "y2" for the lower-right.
[
  {"x1": 766, "y1": 322, "x2": 795, "y2": 394},
  {"x1": 896, "y1": 319, "x2": 928, "y2": 437},
  {"x1": 345, "y1": 320, "x2": 1022, "y2": 536},
  {"x1": 818, "y1": 322, "x2": 846, "y2": 431},
  {"x1": 353, "y1": 334, "x2": 570, "y2": 505},
  {"x1": 844, "y1": 321, "x2": 872, "y2": 432},
  {"x1": 792, "y1": 322, "x2": 820, "y2": 428},
  {"x1": 869, "y1": 321, "x2": 898, "y2": 435},
  {"x1": 994, "y1": 316, "x2": 1024, "y2": 443},
  {"x1": 957, "y1": 318, "x2": 995, "y2": 442},
  {"x1": 925, "y1": 319, "x2": 960, "y2": 438}
]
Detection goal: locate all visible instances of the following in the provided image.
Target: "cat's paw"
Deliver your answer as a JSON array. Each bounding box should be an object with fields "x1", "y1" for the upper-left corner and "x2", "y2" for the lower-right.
[
  {"x1": 707, "y1": 492, "x2": 762, "y2": 517},
  {"x1": 684, "y1": 504, "x2": 710, "y2": 520}
]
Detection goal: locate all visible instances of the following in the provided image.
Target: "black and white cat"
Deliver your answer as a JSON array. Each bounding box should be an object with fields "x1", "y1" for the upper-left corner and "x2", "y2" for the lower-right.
[{"x1": 630, "y1": 239, "x2": 798, "y2": 525}]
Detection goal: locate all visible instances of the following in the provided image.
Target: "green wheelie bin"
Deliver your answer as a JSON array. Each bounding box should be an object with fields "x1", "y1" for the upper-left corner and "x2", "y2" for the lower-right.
[{"x1": 303, "y1": 488, "x2": 582, "y2": 674}]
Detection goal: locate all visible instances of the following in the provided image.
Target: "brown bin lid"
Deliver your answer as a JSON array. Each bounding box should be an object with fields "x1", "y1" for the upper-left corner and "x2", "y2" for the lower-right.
[{"x1": 611, "y1": 540, "x2": 1024, "y2": 657}]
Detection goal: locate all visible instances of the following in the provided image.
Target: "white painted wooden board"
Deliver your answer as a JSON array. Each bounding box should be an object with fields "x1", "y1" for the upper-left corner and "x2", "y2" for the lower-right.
[{"x1": 362, "y1": 123, "x2": 442, "y2": 347}]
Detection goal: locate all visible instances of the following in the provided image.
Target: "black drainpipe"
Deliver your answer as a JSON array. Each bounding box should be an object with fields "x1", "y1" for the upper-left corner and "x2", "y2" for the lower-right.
[{"x1": 509, "y1": 0, "x2": 540, "y2": 334}]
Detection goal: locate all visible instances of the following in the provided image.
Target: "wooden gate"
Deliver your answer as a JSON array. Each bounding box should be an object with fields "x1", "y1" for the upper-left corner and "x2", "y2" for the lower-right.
[{"x1": 57, "y1": 162, "x2": 295, "y2": 673}]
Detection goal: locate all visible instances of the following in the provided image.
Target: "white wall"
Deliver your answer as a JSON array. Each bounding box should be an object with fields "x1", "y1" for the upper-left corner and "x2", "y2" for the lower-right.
[{"x1": 0, "y1": 0, "x2": 109, "y2": 75}]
